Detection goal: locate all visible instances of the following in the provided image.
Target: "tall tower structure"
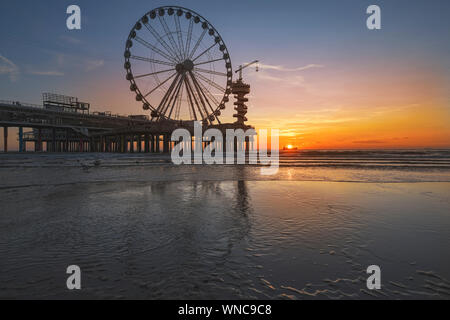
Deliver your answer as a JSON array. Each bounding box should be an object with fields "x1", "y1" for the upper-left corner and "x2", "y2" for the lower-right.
[
  {"x1": 232, "y1": 79, "x2": 250, "y2": 125},
  {"x1": 232, "y1": 60, "x2": 258, "y2": 126}
]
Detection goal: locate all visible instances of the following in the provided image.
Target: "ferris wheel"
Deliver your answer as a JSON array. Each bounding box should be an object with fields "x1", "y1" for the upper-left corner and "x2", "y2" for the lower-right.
[{"x1": 124, "y1": 6, "x2": 233, "y2": 123}]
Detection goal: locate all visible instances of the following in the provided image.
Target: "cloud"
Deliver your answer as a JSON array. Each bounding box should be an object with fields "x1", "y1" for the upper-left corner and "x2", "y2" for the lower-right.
[
  {"x1": 256, "y1": 73, "x2": 287, "y2": 82},
  {"x1": 55, "y1": 52, "x2": 104, "y2": 71},
  {"x1": 352, "y1": 140, "x2": 385, "y2": 144},
  {"x1": 1, "y1": 53, "x2": 66, "y2": 80},
  {"x1": 294, "y1": 107, "x2": 342, "y2": 115},
  {"x1": 258, "y1": 63, "x2": 324, "y2": 72},
  {"x1": 252, "y1": 63, "x2": 324, "y2": 88},
  {"x1": 85, "y1": 59, "x2": 104, "y2": 71},
  {"x1": 55, "y1": 53, "x2": 66, "y2": 67},
  {"x1": 0, "y1": 54, "x2": 19, "y2": 82},
  {"x1": 52, "y1": 52, "x2": 104, "y2": 72},
  {"x1": 28, "y1": 70, "x2": 64, "y2": 76},
  {"x1": 59, "y1": 35, "x2": 82, "y2": 44},
  {"x1": 255, "y1": 72, "x2": 305, "y2": 86}
]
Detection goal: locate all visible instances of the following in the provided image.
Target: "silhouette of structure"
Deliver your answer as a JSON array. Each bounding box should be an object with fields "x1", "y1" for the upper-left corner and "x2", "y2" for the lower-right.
[
  {"x1": 232, "y1": 61, "x2": 258, "y2": 125},
  {"x1": 0, "y1": 6, "x2": 258, "y2": 153},
  {"x1": 124, "y1": 6, "x2": 232, "y2": 125}
]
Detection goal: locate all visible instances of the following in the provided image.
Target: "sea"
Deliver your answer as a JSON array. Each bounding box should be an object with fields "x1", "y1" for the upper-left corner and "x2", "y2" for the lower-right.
[{"x1": 0, "y1": 149, "x2": 449, "y2": 299}]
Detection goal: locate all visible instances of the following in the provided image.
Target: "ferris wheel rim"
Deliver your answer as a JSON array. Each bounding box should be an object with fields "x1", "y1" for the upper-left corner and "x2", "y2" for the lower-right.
[{"x1": 124, "y1": 5, "x2": 233, "y2": 123}]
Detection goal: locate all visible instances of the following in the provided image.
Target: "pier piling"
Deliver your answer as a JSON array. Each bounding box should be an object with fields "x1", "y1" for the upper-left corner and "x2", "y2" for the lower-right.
[{"x1": 3, "y1": 127, "x2": 8, "y2": 152}]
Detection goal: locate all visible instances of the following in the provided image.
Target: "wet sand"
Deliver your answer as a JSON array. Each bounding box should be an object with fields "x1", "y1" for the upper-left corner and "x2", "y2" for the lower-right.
[{"x1": 0, "y1": 153, "x2": 449, "y2": 299}]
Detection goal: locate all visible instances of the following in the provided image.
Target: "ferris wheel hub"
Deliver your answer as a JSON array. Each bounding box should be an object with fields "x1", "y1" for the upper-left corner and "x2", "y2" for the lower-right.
[{"x1": 175, "y1": 59, "x2": 194, "y2": 74}]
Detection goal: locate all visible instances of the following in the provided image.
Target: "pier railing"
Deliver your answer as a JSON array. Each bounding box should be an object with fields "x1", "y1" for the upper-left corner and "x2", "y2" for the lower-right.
[
  {"x1": 0, "y1": 99, "x2": 133, "y2": 120},
  {"x1": 0, "y1": 99, "x2": 43, "y2": 109}
]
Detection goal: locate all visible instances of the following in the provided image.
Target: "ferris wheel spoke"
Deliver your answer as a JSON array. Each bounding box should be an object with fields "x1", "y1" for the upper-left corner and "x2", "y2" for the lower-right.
[
  {"x1": 142, "y1": 22, "x2": 179, "y2": 62},
  {"x1": 135, "y1": 35, "x2": 178, "y2": 63},
  {"x1": 168, "y1": 80, "x2": 184, "y2": 119},
  {"x1": 194, "y1": 58, "x2": 224, "y2": 66},
  {"x1": 189, "y1": 72, "x2": 217, "y2": 117},
  {"x1": 194, "y1": 67, "x2": 227, "y2": 77},
  {"x1": 184, "y1": 77, "x2": 198, "y2": 120},
  {"x1": 192, "y1": 42, "x2": 218, "y2": 62},
  {"x1": 143, "y1": 72, "x2": 177, "y2": 97},
  {"x1": 185, "y1": 75, "x2": 206, "y2": 119},
  {"x1": 191, "y1": 73, "x2": 221, "y2": 124},
  {"x1": 193, "y1": 73, "x2": 221, "y2": 106},
  {"x1": 166, "y1": 75, "x2": 185, "y2": 118},
  {"x1": 194, "y1": 71, "x2": 226, "y2": 92},
  {"x1": 156, "y1": 73, "x2": 181, "y2": 114},
  {"x1": 134, "y1": 67, "x2": 175, "y2": 79},
  {"x1": 190, "y1": 72, "x2": 215, "y2": 112},
  {"x1": 161, "y1": 74, "x2": 184, "y2": 116},
  {"x1": 185, "y1": 19, "x2": 194, "y2": 60},
  {"x1": 174, "y1": 15, "x2": 185, "y2": 59},
  {"x1": 131, "y1": 55, "x2": 175, "y2": 67},
  {"x1": 189, "y1": 28, "x2": 207, "y2": 60},
  {"x1": 158, "y1": 16, "x2": 183, "y2": 61},
  {"x1": 188, "y1": 72, "x2": 211, "y2": 118},
  {"x1": 185, "y1": 76, "x2": 203, "y2": 119},
  {"x1": 174, "y1": 85, "x2": 183, "y2": 120}
]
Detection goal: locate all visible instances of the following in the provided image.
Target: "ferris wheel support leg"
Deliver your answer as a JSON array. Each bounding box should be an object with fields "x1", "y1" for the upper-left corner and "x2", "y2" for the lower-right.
[
  {"x1": 52, "y1": 128, "x2": 56, "y2": 153},
  {"x1": 18, "y1": 127, "x2": 23, "y2": 152},
  {"x1": 156, "y1": 135, "x2": 160, "y2": 153},
  {"x1": 34, "y1": 128, "x2": 41, "y2": 152},
  {"x1": 163, "y1": 134, "x2": 169, "y2": 153},
  {"x1": 3, "y1": 126, "x2": 8, "y2": 152},
  {"x1": 137, "y1": 134, "x2": 142, "y2": 153},
  {"x1": 144, "y1": 134, "x2": 149, "y2": 153},
  {"x1": 150, "y1": 135, "x2": 155, "y2": 153},
  {"x1": 120, "y1": 135, "x2": 126, "y2": 153},
  {"x1": 64, "y1": 129, "x2": 69, "y2": 152},
  {"x1": 130, "y1": 135, "x2": 134, "y2": 153}
]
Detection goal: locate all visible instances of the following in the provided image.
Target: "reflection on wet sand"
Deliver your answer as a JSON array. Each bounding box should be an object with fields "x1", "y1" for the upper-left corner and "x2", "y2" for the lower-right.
[
  {"x1": 1, "y1": 151, "x2": 450, "y2": 299},
  {"x1": 1, "y1": 178, "x2": 449, "y2": 299}
]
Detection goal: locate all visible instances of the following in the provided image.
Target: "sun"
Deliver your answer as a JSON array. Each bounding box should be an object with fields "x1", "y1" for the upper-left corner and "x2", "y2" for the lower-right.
[{"x1": 287, "y1": 145, "x2": 293, "y2": 149}]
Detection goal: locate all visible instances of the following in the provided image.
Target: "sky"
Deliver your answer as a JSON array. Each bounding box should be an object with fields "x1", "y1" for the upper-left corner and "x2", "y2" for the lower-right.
[{"x1": 0, "y1": 0, "x2": 449, "y2": 149}]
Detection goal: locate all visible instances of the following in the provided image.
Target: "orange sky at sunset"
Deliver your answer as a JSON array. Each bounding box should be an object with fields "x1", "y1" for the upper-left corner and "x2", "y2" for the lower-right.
[
  {"x1": 71, "y1": 58, "x2": 449, "y2": 150},
  {"x1": 1, "y1": 58, "x2": 448, "y2": 151},
  {"x1": 1, "y1": 1, "x2": 449, "y2": 151},
  {"x1": 246, "y1": 60, "x2": 450, "y2": 149}
]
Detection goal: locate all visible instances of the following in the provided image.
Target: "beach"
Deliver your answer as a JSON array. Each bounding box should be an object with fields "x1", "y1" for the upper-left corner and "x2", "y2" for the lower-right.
[{"x1": 0, "y1": 150, "x2": 449, "y2": 299}]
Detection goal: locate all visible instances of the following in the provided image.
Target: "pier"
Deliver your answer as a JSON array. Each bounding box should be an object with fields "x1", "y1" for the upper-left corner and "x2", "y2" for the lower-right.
[{"x1": 0, "y1": 93, "x2": 253, "y2": 154}]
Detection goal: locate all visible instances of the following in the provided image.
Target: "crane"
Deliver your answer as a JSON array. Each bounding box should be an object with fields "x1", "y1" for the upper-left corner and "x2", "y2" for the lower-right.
[{"x1": 235, "y1": 60, "x2": 259, "y2": 81}]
